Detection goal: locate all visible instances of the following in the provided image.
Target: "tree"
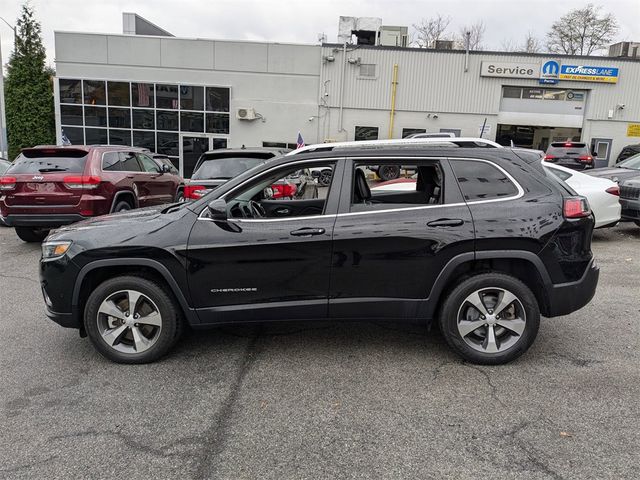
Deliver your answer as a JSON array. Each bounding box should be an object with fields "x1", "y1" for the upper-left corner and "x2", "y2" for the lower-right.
[
  {"x1": 501, "y1": 32, "x2": 543, "y2": 53},
  {"x1": 412, "y1": 14, "x2": 451, "y2": 48},
  {"x1": 546, "y1": 4, "x2": 618, "y2": 55},
  {"x1": 522, "y1": 32, "x2": 542, "y2": 53},
  {"x1": 4, "y1": 4, "x2": 55, "y2": 160},
  {"x1": 457, "y1": 21, "x2": 485, "y2": 50}
]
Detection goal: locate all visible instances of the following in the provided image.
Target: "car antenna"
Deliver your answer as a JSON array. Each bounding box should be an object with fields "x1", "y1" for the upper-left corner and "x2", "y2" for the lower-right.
[{"x1": 241, "y1": 144, "x2": 246, "y2": 149}]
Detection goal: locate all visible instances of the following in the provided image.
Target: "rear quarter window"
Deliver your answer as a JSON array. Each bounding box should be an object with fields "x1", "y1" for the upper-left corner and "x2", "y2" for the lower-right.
[
  {"x1": 451, "y1": 160, "x2": 519, "y2": 201},
  {"x1": 7, "y1": 150, "x2": 88, "y2": 174}
]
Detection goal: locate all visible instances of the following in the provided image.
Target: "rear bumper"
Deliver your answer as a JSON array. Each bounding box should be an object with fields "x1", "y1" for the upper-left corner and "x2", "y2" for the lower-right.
[
  {"x1": 3, "y1": 214, "x2": 87, "y2": 227},
  {"x1": 546, "y1": 258, "x2": 599, "y2": 317}
]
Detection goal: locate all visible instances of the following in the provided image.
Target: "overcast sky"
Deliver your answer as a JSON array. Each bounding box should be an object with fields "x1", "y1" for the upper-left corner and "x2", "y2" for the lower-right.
[{"x1": 1, "y1": 0, "x2": 639, "y2": 67}]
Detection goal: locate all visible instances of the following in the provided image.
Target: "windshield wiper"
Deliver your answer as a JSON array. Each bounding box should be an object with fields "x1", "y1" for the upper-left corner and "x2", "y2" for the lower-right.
[{"x1": 38, "y1": 168, "x2": 68, "y2": 172}]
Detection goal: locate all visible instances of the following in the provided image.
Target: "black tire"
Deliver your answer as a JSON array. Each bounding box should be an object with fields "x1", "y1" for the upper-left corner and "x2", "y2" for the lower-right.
[
  {"x1": 84, "y1": 276, "x2": 183, "y2": 364},
  {"x1": 15, "y1": 227, "x2": 49, "y2": 243},
  {"x1": 378, "y1": 165, "x2": 401, "y2": 181},
  {"x1": 438, "y1": 273, "x2": 540, "y2": 365},
  {"x1": 113, "y1": 200, "x2": 132, "y2": 212},
  {"x1": 319, "y1": 170, "x2": 332, "y2": 186}
]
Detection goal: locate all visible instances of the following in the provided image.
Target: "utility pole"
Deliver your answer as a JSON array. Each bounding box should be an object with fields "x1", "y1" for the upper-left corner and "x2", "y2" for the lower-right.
[{"x1": 0, "y1": 16, "x2": 17, "y2": 158}]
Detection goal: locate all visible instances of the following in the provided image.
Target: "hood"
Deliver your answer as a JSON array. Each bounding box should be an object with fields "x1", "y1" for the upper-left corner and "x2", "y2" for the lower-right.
[
  {"x1": 46, "y1": 203, "x2": 193, "y2": 246},
  {"x1": 586, "y1": 167, "x2": 640, "y2": 183}
]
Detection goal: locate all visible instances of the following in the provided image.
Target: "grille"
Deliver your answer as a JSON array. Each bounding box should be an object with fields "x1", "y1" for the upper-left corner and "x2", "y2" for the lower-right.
[{"x1": 620, "y1": 185, "x2": 640, "y2": 200}]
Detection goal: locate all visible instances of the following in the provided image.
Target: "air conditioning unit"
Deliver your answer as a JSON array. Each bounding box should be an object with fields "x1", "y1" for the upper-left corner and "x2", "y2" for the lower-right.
[{"x1": 236, "y1": 107, "x2": 257, "y2": 120}]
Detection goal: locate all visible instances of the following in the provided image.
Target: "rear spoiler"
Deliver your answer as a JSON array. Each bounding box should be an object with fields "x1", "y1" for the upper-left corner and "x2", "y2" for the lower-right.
[{"x1": 21, "y1": 147, "x2": 90, "y2": 158}]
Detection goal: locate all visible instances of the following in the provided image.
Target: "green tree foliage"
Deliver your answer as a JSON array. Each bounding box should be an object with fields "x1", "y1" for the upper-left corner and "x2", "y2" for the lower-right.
[{"x1": 5, "y1": 4, "x2": 55, "y2": 160}]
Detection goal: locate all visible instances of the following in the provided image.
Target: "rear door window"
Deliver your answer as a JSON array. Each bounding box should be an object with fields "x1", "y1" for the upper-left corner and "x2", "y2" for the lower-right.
[
  {"x1": 102, "y1": 152, "x2": 123, "y2": 171},
  {"x1": 451, "y1": 160, "x2": 519, "y2": 201},
  {"x1": 7, "y1": 150, "x2": 88, "y2": 174},
  {"x1": 120, "y1": 152, "x2": 142, "y2": 172}
]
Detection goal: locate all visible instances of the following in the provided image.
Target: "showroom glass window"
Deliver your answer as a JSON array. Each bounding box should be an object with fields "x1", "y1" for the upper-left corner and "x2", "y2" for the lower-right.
[{"x1": 58, "y1": 79, "x2": 231, "y2": 170}]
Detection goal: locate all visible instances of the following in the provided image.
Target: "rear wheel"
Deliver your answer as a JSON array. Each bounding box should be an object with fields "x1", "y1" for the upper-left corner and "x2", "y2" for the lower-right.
[
  {"x1": 439, "y1": 273, "x2": 540, "y2": 365},
  {"x1": 378, "y1": 165, "x2": 401, "y2": 181},
  {"x1": 15, "y1": 227, "x2": 49, "y2": 243},
  {"x1": 113, "y1": 200, "x2": 132, "y2": 212},
  {"x1": 84, "y1": 276, "x2": 183, "y2": 364}
]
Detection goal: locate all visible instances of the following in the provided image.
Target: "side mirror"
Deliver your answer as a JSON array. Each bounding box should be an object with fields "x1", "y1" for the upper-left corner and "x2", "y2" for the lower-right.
[
  {"x1": 160, "y1": 163, "x2": 171, "y2": 174},
  {"x1": 207, "y1": 198, "x2": 227, "y2": 221}
]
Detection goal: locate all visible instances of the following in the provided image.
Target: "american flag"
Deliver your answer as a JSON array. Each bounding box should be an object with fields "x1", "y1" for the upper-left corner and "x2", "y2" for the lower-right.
[{"x1": 296, "y1": 132, "x2": 305, "y2": 149}]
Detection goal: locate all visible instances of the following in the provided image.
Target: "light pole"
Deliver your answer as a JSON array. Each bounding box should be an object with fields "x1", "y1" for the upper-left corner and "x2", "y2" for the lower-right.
[{"x1": 0, "y1": 16, "x2": 16, "y2": 158}]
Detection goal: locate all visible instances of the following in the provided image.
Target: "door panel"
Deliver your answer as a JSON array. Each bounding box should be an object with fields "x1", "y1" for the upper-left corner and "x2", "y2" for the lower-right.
[
  {"x1": 186, "y1": 158, "x2": 345, "y2": 325},
  {"x1": 329, "y1": 158, "x2": 474, "y2": 319}
]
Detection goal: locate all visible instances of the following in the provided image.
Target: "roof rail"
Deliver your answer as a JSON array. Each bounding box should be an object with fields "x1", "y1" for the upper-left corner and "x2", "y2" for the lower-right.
[{"x1": 288, "y1": 137, "x2": 503, "y2": 155}]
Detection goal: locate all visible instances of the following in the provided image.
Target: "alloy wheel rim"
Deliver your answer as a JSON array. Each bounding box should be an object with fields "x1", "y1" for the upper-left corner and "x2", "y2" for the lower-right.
[
  {"x1": 456, "y1": 287, "x2": 526, "y2": 354},
  {"x1": 97, "y1": 289, "x2": 162, "y2": 354}
]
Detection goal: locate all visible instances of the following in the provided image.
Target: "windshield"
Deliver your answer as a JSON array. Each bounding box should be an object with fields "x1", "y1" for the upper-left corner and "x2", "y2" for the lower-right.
[
  {"x1": 618, "y1": 153, "x2": 640, "y2": 170},
  {"x1": 192, "y1": 157, "x2": 265, "y2": 180},
  {"x1": 7, "y1": 151, "x2": 88, "y2": 174}
]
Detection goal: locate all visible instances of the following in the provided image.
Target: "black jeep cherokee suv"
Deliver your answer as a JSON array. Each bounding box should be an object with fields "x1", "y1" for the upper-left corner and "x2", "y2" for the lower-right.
[{"x1": 40, "y1": 143, "x2": 599, "y2": 365}]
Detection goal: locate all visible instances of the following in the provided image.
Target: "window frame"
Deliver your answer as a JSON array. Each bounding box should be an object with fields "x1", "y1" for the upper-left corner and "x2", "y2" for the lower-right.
[
  {"x1": 449, "y1": 157, "x2": 524, "y2": 204},
  {"x1": 198, "y1": 158, "x2": 346, "y2": 222}
]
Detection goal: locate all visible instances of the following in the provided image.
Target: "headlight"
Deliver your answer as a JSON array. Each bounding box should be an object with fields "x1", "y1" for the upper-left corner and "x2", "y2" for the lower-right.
[{"x1": 42, "y1": 241, "x2": 72, "y2": 260}]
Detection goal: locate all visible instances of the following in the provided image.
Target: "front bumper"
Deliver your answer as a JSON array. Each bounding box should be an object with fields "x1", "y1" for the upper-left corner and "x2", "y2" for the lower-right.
[
  {"x1": 546, "y1": 258, "x2": 599, "y2": 317},
  {"x1": 619, "y1": 197, "x2": 640, "y2": 221},
  {"x1": 3, "y1": 214, "x2": 87, "y2": 228},
  {"x1": 44, "y1": 304, "x2": 79, "y2": 328}
]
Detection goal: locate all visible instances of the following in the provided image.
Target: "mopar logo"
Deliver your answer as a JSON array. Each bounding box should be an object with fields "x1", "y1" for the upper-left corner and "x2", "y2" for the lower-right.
[{"x1": 542, "y1": 61, "x2": 559, "y2": 76}]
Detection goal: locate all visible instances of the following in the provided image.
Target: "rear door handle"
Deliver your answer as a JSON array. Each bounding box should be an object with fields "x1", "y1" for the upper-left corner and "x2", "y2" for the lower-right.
[
  {"x1": 427, "y1": 218, "x2": 464, "y2": 227},
  {"x1": 126, "y1": 175, "x2": 135, "y2": 179},
  {"x1": 290, "y1": 227, "x2": 326, "y2": 237}
]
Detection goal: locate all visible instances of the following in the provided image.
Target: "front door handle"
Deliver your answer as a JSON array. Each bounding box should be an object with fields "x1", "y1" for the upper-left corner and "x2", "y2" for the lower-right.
[
  {"x1": 427, "y1": 218, "x2": 464, "y2": 227},
  {"x1": 290, "y1": 227, "x2": 326, "y2": 237}
]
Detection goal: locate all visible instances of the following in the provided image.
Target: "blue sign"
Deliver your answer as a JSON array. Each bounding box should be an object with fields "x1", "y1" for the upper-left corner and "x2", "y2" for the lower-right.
[
  {"x1": 542, "y1": 60, "x2": 560, "y2": 76},
  {"x1": 559, "y1": 65, "x2": 619, "y2": 83},
  {"x1": 540, "y1": 60, "x2": 560, "y2": 84}
]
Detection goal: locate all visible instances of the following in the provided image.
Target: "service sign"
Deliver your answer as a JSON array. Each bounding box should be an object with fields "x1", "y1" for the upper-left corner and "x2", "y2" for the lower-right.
[
  {"x1": 559, "y1": 65, "x2": 619, "y2": 83},
  {"x1": 481, "y1": 62, "x2": 539, "y2": 79}
]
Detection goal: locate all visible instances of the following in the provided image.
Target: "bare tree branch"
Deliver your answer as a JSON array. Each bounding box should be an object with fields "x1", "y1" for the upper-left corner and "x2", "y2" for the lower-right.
[
  {"x1": 546, "y1": 4, "x2": 618, "y2": 55},
  {"x1": 411, "y1": 14, "x2": 451, "y2": 48},
  {"x1": 457, "y1": 21, "x2": 486, "y2": 50}
]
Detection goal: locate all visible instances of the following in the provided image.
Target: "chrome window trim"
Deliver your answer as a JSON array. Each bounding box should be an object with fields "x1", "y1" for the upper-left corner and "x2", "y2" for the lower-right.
[{"x1": 197, "y1": 156, "x2": 524, "y2": 222}]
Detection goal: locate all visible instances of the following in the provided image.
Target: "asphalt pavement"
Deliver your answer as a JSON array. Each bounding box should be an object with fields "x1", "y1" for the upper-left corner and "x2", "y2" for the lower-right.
[{"x1": 0, "y1": 224, "x2": 639, "y2": 479}]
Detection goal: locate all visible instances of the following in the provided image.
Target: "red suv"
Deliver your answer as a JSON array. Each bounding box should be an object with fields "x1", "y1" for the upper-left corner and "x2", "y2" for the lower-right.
[{"x1": 0, "y1": 146, "x2": 183, "y2": 242}]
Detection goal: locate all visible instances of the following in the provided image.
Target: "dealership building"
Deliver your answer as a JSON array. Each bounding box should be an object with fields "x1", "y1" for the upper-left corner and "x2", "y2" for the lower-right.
[{"x1": 54, "y1": 14, "x2": 640, "y2": 176}]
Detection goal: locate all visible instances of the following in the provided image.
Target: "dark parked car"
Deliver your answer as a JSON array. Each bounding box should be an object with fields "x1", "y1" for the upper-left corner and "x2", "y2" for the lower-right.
[
  {"x1": 184, "y1": 147, "x2": 289, "y2": 200},
  {"x1": 0, "y1": 146, "x2": 183, "y2": 242},
  {"x1": 586, "y1": 152, "x2": 640, "y2": 183},
  {"x1": 619, "y1": 177, "x2": 640, "y2": 227},
  {"x1": 40, "y1": 141, "x2": 598, "y2": 365},
  {"x1": 616, "y1": 143, "x2": 640, "y2": 163},
  {"x1": 544, "y1": 142, "x2": 593, "y2": 170}
]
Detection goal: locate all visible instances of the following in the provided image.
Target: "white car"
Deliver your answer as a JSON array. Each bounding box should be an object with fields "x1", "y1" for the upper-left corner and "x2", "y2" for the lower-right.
[{"x1": 543, "y1": 162, "x2": 621, "y2": 228}]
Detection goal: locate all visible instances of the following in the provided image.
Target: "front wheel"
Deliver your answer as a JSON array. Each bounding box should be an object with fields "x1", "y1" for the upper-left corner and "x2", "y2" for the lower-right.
[
  {"x1": 15, "y1": 227, "x2": 49, "y2": 243},
  {"x1": 84, "y1": 276, "x2": 183, "y2": 364},
  {"x1": 439, "y1": 273, "x2": 540, "y2": 365}
]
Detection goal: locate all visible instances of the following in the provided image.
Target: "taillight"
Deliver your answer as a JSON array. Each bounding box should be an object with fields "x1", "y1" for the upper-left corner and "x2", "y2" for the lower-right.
[
  {"x1": 184, "y1": 185, "x2": 207, "y2": 200},
  {"x1": 63, "y1": 175, "x2": 101, "y2": 189},
  {"x1": 578, "y1": 155, "x2": 593, "y2": 163},
  {"x1": 543, "y1": 154, "x2": 556, "y2": 161},
  {"x1": 0, "y1": 176, "x2": 17, "y2": 190},
  {"x1": 563, "y1": 197, "x2": 591, "y2": 218},
  {"x1": 605, "y1": 186, "x2": 619, "y2": 196},
  {"x1": 271, "y1": 183, "x2": 297, "y2": 199}
]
